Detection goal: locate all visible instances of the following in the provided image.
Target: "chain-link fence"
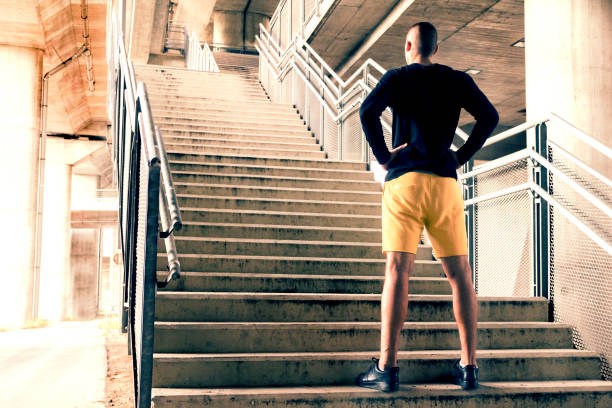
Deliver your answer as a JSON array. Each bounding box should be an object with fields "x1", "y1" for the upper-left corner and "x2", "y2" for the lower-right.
[
  {"x1": 547, "y1": 139, "x2": 612, "y2": 380},
  {"x1": 471, "y1": 159, "x2": 533, "y2": 296}
]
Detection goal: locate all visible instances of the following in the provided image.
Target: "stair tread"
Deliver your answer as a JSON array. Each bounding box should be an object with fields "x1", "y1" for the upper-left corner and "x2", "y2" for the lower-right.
[
  {"x1": 166, "y1": 151, "x2": 365, "y2": 166},
  {"x1": 172, "y1": 236, "x2": 383, "y2": 247},
  {"x1": 176, "y1": 193, "x2": 382, "y2": 206},
  {"x1": 172, "y1": 172, "x2": 379, "y2": 185},
  {"x1": 155, "y1": 292, "x2": 543, "y2": 303},
  {"x1": 153, "y1": 349, "x2": 598, "y2": 360},
  {"x1": 177, "y1": 221, "x2": 382, "y2": 232},
  {"x1": 168, "y1": 160, "x2": 371, "y2": 174},
  {"x1": 154, "y1": 321, "x2": 569, "y2": 329},
  {"x1": 179, "y1": 207, "x2": 380, "y2": 219},
  {"x1": 152, "y1": 380, "x2": 612, "y2": 397}
]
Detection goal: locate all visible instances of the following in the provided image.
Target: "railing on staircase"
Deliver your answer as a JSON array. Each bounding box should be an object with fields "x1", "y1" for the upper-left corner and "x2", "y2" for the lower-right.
[
  {"x1": 256, "y1": 23, "x2": 612, "y2": 380},
  {"x1": 184, "y1": 29, "x2": 219, "y2": 72},
  {"x1": 108, "y1": 12, "x2": 183, "y2": 408}
]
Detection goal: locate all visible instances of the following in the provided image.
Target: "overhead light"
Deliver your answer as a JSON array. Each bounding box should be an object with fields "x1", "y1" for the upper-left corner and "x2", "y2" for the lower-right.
[
  {"x1": 465, "y1": 69, "x2": 481, "y2": 75},
  {"x1": 512, "y1": 39, "x2": 525, "y2": 48}
]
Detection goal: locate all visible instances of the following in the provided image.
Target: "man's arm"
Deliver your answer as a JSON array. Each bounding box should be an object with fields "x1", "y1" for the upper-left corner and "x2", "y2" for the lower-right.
[
  {"x1": 359, "y1": 71, "x2": 395, "y2": 166},
  {"x1": 455, "y1": 74, "x2": 499, "y2": 166}
]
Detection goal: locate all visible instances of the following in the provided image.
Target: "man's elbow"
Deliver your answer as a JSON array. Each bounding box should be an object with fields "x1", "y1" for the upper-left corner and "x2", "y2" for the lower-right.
[{"x1": 359, "y1": 104, "x2": 370, "y2": 122}]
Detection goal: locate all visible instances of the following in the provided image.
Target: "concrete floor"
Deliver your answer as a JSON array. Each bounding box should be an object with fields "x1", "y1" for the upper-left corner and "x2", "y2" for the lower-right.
[{"x1": 0, "y1": 320, "x2": 106, "y2": 408}]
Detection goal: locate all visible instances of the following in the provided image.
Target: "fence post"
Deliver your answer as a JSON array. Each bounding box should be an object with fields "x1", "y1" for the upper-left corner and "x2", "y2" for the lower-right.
[
  {"x1": 462, "y1": 159, "x2": 476, "y2": 288},
  {"x1": 337, "y1": 85, "x2": 343, "y2": 160},
  {"x1": 361, "y1": 65, "x2": 369, "y2": 164},
  {"x1": 532, "y1": 123, "x2": 550, "y2": 300}
]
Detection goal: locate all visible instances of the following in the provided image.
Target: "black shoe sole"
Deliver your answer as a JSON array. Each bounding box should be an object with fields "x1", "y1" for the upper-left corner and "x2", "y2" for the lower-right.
[
  {"x1": 454, "y1": 378, "x2": 478, "y2": 390},
  {"x1": 357, "y1": 380, "x2": 399, "y2": 392}
]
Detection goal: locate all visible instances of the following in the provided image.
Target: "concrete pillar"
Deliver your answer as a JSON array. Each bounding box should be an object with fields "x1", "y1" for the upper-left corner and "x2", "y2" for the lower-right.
[
  {"x1": 0, "y1": 45, "x2": 43, "y2": 329},
  {"x1": 38, "y1": 162, "x2": 73, "y2": 322},
  {"x1": 213, "y1": 10, "x2": 270, "y2": 50},
  {"x1": 525, "y1": 0, "x2": 612, "y2": 178}
]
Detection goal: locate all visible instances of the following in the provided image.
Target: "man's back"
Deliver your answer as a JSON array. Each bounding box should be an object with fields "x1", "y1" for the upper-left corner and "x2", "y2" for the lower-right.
[{"x1": 360, "y1": 63, "x2": 498, "y2": 181}]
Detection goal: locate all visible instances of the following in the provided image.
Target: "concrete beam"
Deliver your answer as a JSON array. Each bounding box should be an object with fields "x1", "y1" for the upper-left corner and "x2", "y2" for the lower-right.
[{"x1": 336, "y1": 0, "x2": 416, "y2": 77}]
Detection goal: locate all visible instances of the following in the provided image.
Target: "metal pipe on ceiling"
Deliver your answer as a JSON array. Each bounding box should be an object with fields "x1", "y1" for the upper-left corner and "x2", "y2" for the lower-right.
[{"x1": 81, "y1": 0, "x2": 95, "y2": 91}]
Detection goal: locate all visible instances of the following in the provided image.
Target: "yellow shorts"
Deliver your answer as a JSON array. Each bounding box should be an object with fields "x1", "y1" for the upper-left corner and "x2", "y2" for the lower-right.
[{"x1": 382, "y1": 172, "x2": 468, "y2": 257}]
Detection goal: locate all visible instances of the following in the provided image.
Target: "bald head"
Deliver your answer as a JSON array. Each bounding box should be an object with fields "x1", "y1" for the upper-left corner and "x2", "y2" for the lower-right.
[{"x1": 406, "y1": 22, "x2": 438, "y2": 61}]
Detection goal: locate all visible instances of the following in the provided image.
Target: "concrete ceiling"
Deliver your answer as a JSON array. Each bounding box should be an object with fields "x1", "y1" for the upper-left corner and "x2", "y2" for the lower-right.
[
  {"x1": 0, "y1": 0, "x2": 108, "y2": 137},
  {"x1": 214, "y1": 0, "x2": 279, "y2": 15},
  {"x1": 308, "y1": 0, "x2": 526, "y2": 137}
]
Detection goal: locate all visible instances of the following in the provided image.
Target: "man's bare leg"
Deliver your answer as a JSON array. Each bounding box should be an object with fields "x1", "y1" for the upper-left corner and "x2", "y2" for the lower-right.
[
  {"x1": 439, "y1": 255, "x2": 478, "y2": 366},
  {"x1": 379, "y1": 251, "x2": 415, "y2": 369}
]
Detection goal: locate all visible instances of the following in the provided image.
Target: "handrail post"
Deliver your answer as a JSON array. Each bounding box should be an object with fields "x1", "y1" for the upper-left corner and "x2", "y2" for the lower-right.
[
  {"x1": 532, "y1": 123, "x2": 550, "y2": 302},
  {"x1": 361, "y1": 65, "x2": 369, "y2": 165},
  {"x1": 462, "y1": 159, "x2": 476, "y2": 289},
  {"x1": 337, "y1": 85, "x2": 343, "y2": 160}
]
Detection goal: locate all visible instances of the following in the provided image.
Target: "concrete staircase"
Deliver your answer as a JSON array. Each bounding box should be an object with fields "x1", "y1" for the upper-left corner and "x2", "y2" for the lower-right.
[{"x1": 135, "y1": 57, "x2": 612, "y2": 407}]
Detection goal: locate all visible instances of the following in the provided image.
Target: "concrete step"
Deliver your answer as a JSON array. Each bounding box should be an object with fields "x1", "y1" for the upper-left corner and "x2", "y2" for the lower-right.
[
  {"x1": 154, "y1": 293, "x2": 548, "y2": 322},
  {"x1": 136, "y1": 69, "x2": 257, "y2": 82},
  {"x1": 155, "y1": 118, "x2": 308, "y2": 135},
  {"x1": 136, "y1": 69, "x2": 258, "y2": 82},
  {"x1": 166, "y1": 152, "x2": 367, "y2": 171},
  {"x1": 148, "y1": 89, "x2": 269, "y2": 101},
  {"x1": 178, "y1": 208, "x2": 381, "y2": 228},
  {"x1": 158, "y1": 122, "x2": 312, "y2": 137},
  {"x1": 173, "y1": 183, "x2": 380, "y2": 203},
  {"x1": 168, "y1": 160, "x2": 374, "y2": 181},
  {"x1": 162, "y1": 132, "x2": 315, "y2": 146},
  {"x1": 167, "y1": 236, "x2": 385, "y2": 259},
  {"x1": 171, "y1": 173, "x2": 380, "y2": 192},
  {"x1": 151, "y1": 349, "x2": 599, "y2": 387},
  {"x1": 151, "y1": 381, "x2": 612, "y2": 408},
  {"x1": 174, "y1": 194, "x2": 380, "y2": 215},
  {"x1": 156, "y1": 272, "x2": 447, "y2": 294},
  {"x1": 145, "y1": 84, "x2": 266, "y2": 94},
  {"x1": 150, "y1": 101, "x2": 296, "y2": 115},
  {"x1": 144, "y1": 82, "x2": 264, "y2": 91},
  {"x1": 153, "y1": 321, "x2": 572, "y2": 353},
  {"x1": 165, "y1": 144, "x2": 327, "y2": 159},
  {"x1": 176, "y1": 222, "x2": 383, "y2": 242},
  {"x1": 157, "y1": 117, "x2": 308, "y2": 131},
  {"x1": 154, "y1": 111, "x2": 306, "y2": 125},
  {"x1": 156, "y1": 254, "x2": 437, "y2": 276},
  {"x1": 153, "y1": 108, "x2": 302, "y2": 121},
  {"x1": 149, "y1": 93, "x2": 271, "y2": 104},
  {"x1": 163, "y1": 136, "x2": 319, "y2": 152}
]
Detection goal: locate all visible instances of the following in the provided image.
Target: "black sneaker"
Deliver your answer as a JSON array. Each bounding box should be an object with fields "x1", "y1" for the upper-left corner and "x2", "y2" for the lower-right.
[
  {"x1": 356, "y1": 358, "x2": 399, "y2": 392},
  {"x1": 451, "y1": 359, "x2": 479, "y2": 390}
]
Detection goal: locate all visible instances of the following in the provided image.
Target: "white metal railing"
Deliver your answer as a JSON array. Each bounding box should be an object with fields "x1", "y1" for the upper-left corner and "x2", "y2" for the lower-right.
[
  {"x1": 256, "y1": 23, "x2": 467, "y2": 163},
  {"x1": 185, "y1": 30, "x2": 219, "y2": 72}
]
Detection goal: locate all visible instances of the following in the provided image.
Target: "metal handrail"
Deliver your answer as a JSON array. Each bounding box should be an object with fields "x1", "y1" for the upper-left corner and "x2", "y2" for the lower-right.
[
  {"x1": 111, "y1": 14, "x2": 183, "y2": 284},
  {"x1": 185, "y1": 29, "x2": 219, "y2": 72},
  {"x1": 549, "y1": 112, "x2": 612, "y2": 159},
  {"x1": 256, "y1": 23, "x2": 466, "y2": 153}
]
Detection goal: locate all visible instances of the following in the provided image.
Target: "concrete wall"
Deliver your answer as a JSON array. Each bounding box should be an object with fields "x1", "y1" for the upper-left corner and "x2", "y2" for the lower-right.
[
  {"x1": 213, "y1": 10, "x2": 270, "y2": 49},
  {"x1": 525, "y1": 0, "x2": 612, "y2": 178}
]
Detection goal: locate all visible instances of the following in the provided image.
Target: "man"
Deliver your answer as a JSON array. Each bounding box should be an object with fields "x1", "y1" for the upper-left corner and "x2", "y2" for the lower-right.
[{"x1": 356, "y1": 22, "x2": 498, "y2": 392}]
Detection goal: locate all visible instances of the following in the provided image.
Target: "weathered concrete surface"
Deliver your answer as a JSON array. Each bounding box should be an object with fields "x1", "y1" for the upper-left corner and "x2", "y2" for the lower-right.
[
  {"x1": 152, "y1": 382, "x2": 612, "y2": 408},
  {"x1": 0, "y1": 320, "x2": 106, "y2": 407},
  {"x1": 71, "y1": 229, "x2": 100, "y2": 320},
  {"x1": 525, "y1": 0, "x2": 612, "y2": 179}
]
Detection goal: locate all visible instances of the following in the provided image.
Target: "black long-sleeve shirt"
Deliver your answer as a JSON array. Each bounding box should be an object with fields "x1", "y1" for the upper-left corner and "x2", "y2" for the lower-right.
[{"x1": 360, "y1": 63, "x2": 499, "y2": 181}]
